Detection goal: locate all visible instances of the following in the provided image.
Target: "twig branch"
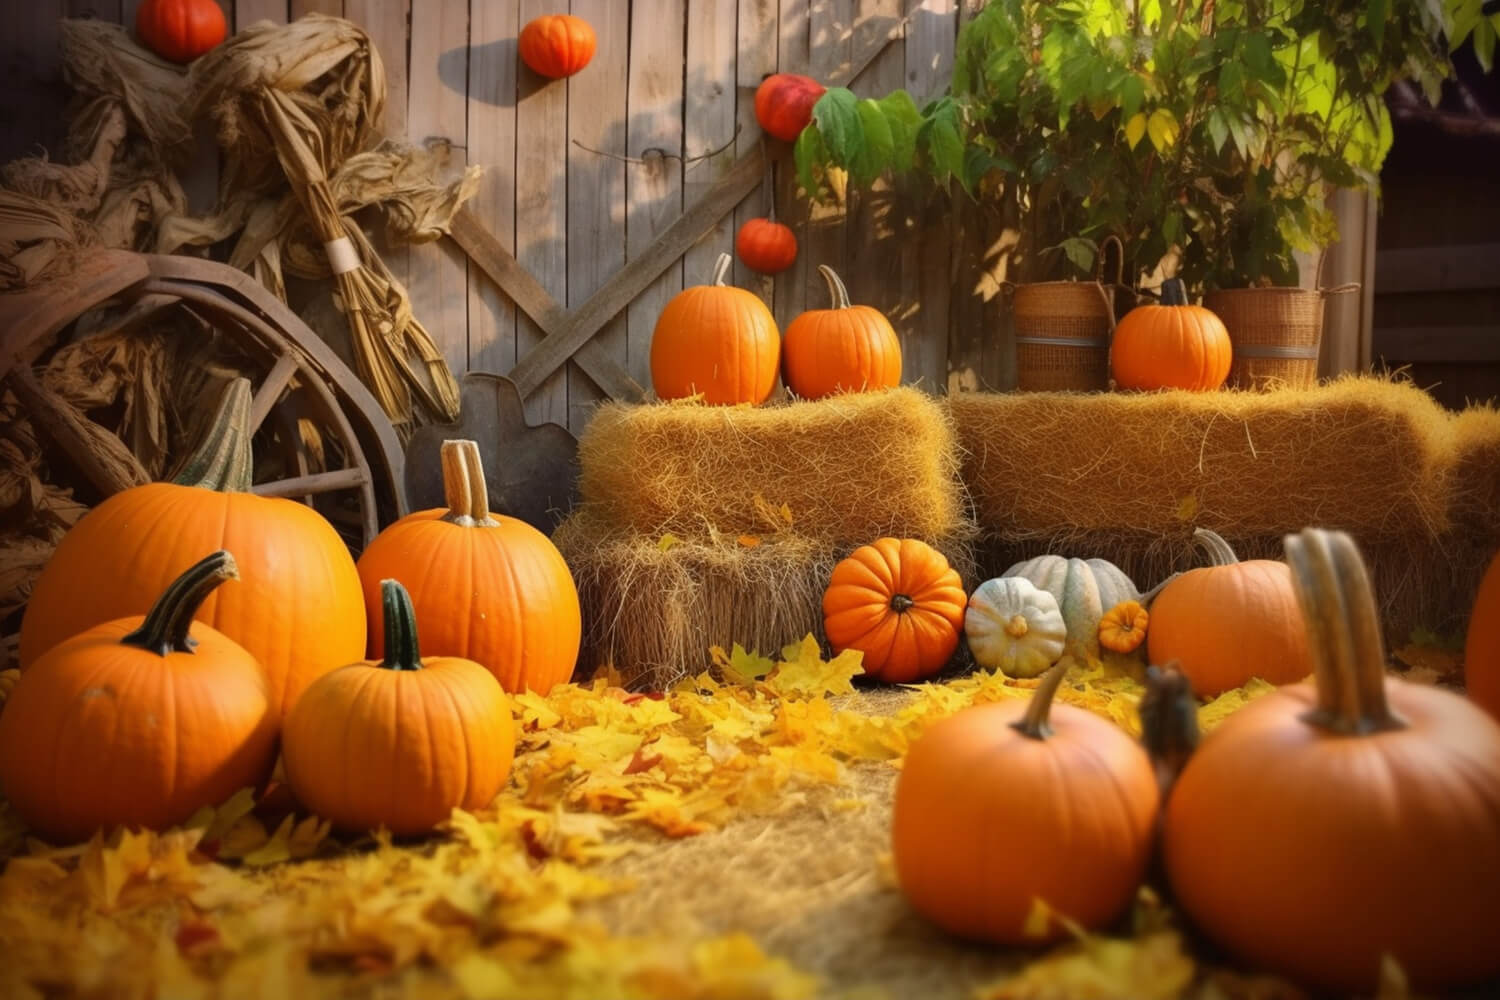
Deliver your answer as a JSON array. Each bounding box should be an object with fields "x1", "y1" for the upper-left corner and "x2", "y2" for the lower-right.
[{"x1": 572, "y1": 123, "x2": 743, "y2": 166}]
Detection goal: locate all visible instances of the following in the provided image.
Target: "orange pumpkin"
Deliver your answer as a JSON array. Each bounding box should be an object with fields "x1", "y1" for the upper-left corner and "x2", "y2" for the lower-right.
[
  {"x1": 1098, "y1": 599, "x2": 1148, "y2": 654},
  {"x1": 823, "y1": 538, "x2": 966, "y2": 683},
  {"x1": 1164, "y1": 527, "x2": 1500, "y2": 994},
  {"x1": 1146, "y1": 528, "x2": 1312, "y2": 697},
  {"x1": 649, "y1": 252, "x2": 781, "y2": 405},
  {"x1": 893, "y1": 661, "x2": 1160, "y2": 945},
  {"x1": 736, "y1": 217, "x2": 798, "y2": 276},
  {"x1": 754, "y1": 73, "x2": 826, "y2": 142},
  {"x1": 135, "y1": 0, "x2": 227, "y2": 63},
  {"x1": 1466, "y1": 549, "x2": 1500, "y2": 720},
  {"x1": 1110, "y1": 279, "x2": 1231, "y2": 391},
  {"x1": 0, "y1": 551, "x2": 278, "y2": 842},
  {"x1": 356, "y1": 439, "x2": 581, "y2": 695},
  {"x1": 518, "y1": 13, "x2": 596, "y2": 79},
  {"x1": 282, "y1": 578, "x2": 516, "y2": 836},
  {"x1": 782, "y1": 266, "x2": 903, "y2": 400},
  {"x1": 18, "y1": 380, "x2": 365, "y2": 717}
]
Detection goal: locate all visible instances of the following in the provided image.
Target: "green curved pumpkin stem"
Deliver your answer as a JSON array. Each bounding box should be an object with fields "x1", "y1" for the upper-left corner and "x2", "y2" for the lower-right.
[
  {"x1": 120, "y1": 550, "x2": 239, "y2": 656},
  {"x1": 439, "y1": 440, "x2": 499, "y2": 527},
  {"x1": 710, "y1": 252, "x2": 733, "y2": 287},
  {"x1": 816, "y1": 265, "x2": 853, "y2": 309},
  {"x1": 171, "y1": 378, "x2": 253, "y2": 492},
  {"x1": 1160, "y1": 278, "x2": 1188, "y2": 307},
  {"x1": 1284, "y1": 527, "x2": 1404, "y2": 735},
  {"x1": 1011, "y1": 658, "x2": 1069, "y2": 741},
  {"x1": 1191, "y1": 528, "x2": 1240, "y2": 567},
  {"x1": 379, "y1": 579, "x2": 423, "y2": 671}
]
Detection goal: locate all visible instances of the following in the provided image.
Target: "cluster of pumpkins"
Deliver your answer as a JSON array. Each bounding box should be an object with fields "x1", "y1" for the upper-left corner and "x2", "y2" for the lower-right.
[{"x1": 0, "y1": 384, "x2": 578, "y2": 842}]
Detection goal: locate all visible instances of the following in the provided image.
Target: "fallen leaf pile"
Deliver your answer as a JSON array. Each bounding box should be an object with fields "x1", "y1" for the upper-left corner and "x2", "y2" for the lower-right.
[{"x1": 0, "y1": 637, "x2": 1441, "y2": 999}]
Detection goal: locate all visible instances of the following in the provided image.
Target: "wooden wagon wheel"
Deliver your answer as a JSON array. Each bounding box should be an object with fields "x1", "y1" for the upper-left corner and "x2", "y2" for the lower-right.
[{"x1": 0, "y1": 249, "x2": 407, "y2": 549}]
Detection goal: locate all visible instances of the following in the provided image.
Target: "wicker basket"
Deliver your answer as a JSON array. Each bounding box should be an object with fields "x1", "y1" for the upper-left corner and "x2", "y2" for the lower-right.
[
  {"x1": 1010, "y1": 237, "x2": 1126, "y2": 392},
  {"x1": 1204, "y1": 282, "x2": 1360, "y2": 391}
]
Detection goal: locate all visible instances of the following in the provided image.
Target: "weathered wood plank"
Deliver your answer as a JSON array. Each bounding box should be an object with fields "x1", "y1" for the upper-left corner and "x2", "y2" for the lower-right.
[
  {"x1": 236, "y1": 0, "x2": 288, "y2": 29},
  {"x1": 65, "y1": 0, "x2": 123, "y2": 21},
  {"x1": 2, "y1": 1, "x2": 66, "y2": 163},
  {"x1": 465, "y1": 0, "x2": 518, "y2": 373},
  {"x1": 1374, "y1": 242, "x2": 1500, "y2": 295},
  {"x1": 406, "y1": 0, "x2": 470, "y2": 379},
  {"x1": 735, "y1": 0, "x2": 779, "y2": 303},
  {"x1": 345, "y1": 0, "x2": 410, "y2": 137},
  {"x1": 624, "y1": 0, "x2": 687, "y2": 393},
  {"x1": 772, "y1": 0, "x2": 814, "y2": 329},
  {"x1": 290, "y1": 0, "x2": 341, "y2": 15},
  {"x1": 800, "y1": 0, "x2": 855, "y2": 329},
  {"x1": 906, "y1": 0, "x2": 958, "y2": 102},
  {"x1": 566, "y1": 0, "x2": 630, "y2": 431},
  {"x1": 682, "y1": 0, "x2": 739, "y2": 292},
  {"x1": 1373, "y1": 326, "x2": 1500, "y2": 364}
]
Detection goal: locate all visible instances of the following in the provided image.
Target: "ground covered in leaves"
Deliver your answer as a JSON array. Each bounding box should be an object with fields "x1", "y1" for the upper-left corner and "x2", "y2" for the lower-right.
[{"x1": 0, "y1": 639, "x2": 1466, "y2": 1000}]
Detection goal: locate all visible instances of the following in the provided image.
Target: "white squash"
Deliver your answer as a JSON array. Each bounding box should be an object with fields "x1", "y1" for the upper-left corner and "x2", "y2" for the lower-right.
[
  {"x1": 1002, "y1": 555, "x2": 1140, "y2": 658},
  {"x1": 964, "y1": 577, "x2": 1067, "y2": 678}
]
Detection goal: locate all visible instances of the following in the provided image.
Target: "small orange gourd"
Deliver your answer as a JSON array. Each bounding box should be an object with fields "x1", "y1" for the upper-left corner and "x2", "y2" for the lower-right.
[
  {"x1": 1110, "y1": 279, "x2": 1232, "y2": 391},
  {"x1": 518, "y1": 14, "x2": 596, "y2": 79},
  {"x1": 649, "y1": 253, "x2": 781, "y2": 405},
  {"x1": 135, "y1": 0, "x2": 227, "y2": 63},
  {"x1": 782, "y1": 266, "x2": 903, "y2": 399},
  {"x1": 1098, "y1": 600, "x2": 1149, "y2": 654},
  {"x1": 736, "y1": 218, "x2": 798, "y2": 276}
]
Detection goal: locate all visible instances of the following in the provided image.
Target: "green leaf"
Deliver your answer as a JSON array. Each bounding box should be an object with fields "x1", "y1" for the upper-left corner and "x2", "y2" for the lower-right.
[
  {"x1": 1207, "y1": 108, "x2": 1230, "y2": 154},
  {"x1": 793, "y1": 126, "x2": 828, "y2": 203},
  {"x1": 1365, "y1": 0, "x2": 1389, "y2": 45},
  {"x1": 1146, "y1": 108, "x2": 1180, "y2": 153},
  {"x1": 918, "y1": 99, "x2": 966, "y2": 189},
  {"x1": 876, "y1": 90, "x2": 922, "y2": 174},
  {"x1": 1475, "y1": 18, "x2": 1497, "y2": 73},
  {"x1": 1056, "y1": 237, "x2": 1097, "y2": 274},
  {"x1": 1124, "y1": 111, "x2": 1148, "y2": 150},
  {"x1": 851, "y1": 99, "x2": 895, "y2": 185},
  {"x1": 811, "y1": 88, "x2": 862, "y2": 166},
  {"x1": 1119, "y1": 74, "x2": 1147, "y2": 120}
]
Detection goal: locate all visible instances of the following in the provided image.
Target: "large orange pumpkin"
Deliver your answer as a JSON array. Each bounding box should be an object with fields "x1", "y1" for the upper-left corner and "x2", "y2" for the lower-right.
[
  {"x1": 282, "y1": 578, "x2": 516, "y2": 836},
  {"x1": 782, "y1": 265, "x2": 903, "y2": 399},
  {"x1": 0, "y1": 551, "x2": 279, "y2": 842},
  {"x1": 135, "y1": 0, "x2": 227, "y2": 63},
  {"x1": 649, "y1": 252, "x2": 781, "y2": 405},
  {"x1": 1164, "y1": 528, "x2": 1500, "y2": 994},
  {"x1": 18, "y1": 380, "x2": 365, "y2": 717},
  {"x1": 1110, "y1": 279, "x2": 1232, "y2": 391},
  {"x1": 356, "y1": 439, "x2": 581, "y2": 695},
  {"x1": 518, "y1": 13, "x2": 596, "y2": 79},
  {"x1": 893, "y1": 661, "x2": 1160, "y2": 945},
  {"x1": 1466, "y1": 549, "x2": 1500, "y2": 720},
  {"x1": 822, "y1": 538, "x2": 966, "y2": 683},
  {"x1": 1146, "y1": 528, "x2": 1312, "y2": 697}
]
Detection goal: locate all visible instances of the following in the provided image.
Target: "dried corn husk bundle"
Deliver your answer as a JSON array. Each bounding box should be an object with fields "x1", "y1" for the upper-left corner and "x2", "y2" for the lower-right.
[{"x1": 0, "y1": 192, "x2": 94, "y2": 290}]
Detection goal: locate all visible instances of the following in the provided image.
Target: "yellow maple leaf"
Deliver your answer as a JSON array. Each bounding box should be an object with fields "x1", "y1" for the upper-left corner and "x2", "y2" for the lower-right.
[
  {"x1": 737, "y1": 534, "x2": 762, "y2": 548},
  {"x1": 978, "y1": 930, "x2": 1196, "y2": 1000},
  {"x1": 767, "y1": 635, "x2": 865, "y2": 697},
  {"x1": 1198, "y1": 677, "x2": 1277, "y2": 732},
  {"x1": 713, "y1": 642, "x2": 776, "y2": 684},
  {"x1": 513, "y1": 690, "x2": 562, "y2": 730},
  {"x1": 657, "y1": 532, "x2": 681, "y2": 552},
  {"x1": 185, "y1": 786, "x2": 259, "y2": 845}
]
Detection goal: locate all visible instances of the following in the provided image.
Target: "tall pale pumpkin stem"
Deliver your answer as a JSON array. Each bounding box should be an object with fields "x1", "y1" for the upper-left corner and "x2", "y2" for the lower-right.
[
  {"x1": 1011, "y1": 659, "x2": 1069, "y2": 741},
  {"x1": 120, "y1": 550, "x2": 239, "y2": 656},
  {"x1": 439, "y1": 440, "x2": 498, "y2": 527},
  {"x1": 1160, "y1": 278, "x2": 1189, "y2": 306},
  {"x1": 1191, "y1": 528, "x2": 1240, "y2": 567},
  {"x1": 816, "y1": 265, "x2": 853, "y2": 309},
  {"x1": 378, "y1": 579, "x2": 423, "y2": 671},
  {"x1": 171, "y1": 378, "x2": 253, "y2": 491},
  {"x1": 710, "y1": 252, "x2": 733, "y2": 287},
  {"x1": 1284, "y1": 527, "x2": 1404, "y2": 734}
]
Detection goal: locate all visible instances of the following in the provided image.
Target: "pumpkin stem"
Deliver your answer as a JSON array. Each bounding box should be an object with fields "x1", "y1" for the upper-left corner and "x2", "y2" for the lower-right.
[
  {"x1": 711, "y1": 252, "x2": 733, "y2": 287},
  {"x1": 171, "y1": 378, "x2": 253, "y2": 492},
  {"x1": 816, "y1": 265, "x2": 853, "y2": 309},
  {"x1": 1190, "y1": 527, "x2": 1240, "y2": 567},
  {"x1": 1004, "y1": 614, "x2": 1030, "y2": 638},
  {"x1": 1011, "y1": 658, "x2": 1069, "y2": 741},
  {"x1": 1138, "y1": 662, "x2": 1200, "y2": 797},
  {"x1": 1160, "y1": 278, "x2": 1189, "y2": 307},
  {"x1": 439, "y1": 440, "x2": 499, "y2": 527},
  {"x1": 890, "y1": 594, "x2": 915, "y2": 614},
  {"x1": 120, "y1": 550, "x2": 239, "y2": 656},
  {"x1": 378, "y1": 579, "x2": 424, "y2": 671},
  {"x1": 1284, "y1": 527, "x2": 1405, "y2": 734}
]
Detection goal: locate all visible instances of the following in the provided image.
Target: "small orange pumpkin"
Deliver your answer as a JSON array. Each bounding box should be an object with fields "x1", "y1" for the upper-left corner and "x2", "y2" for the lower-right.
[
  {"x1": 135, "y1": 0, "x2": 227, "y2": 63},
  {"x1": 1098, "y1": 599, "x2": 1149, "y2": 654},
  {"x1": 282, "y1": 578, "x2": 516, "y2": 836},
  {"x1": 782, "y1": 266, "x2": 903, "y2": 399},
  {"x1": 736, "y1": 218, "x2": 798, "y2": 276},
  {"x1": 893, "y1": 661, "x2": 1160, "y2": 945},
  {"x1": 356, "y1": 439, "x2": 581, "y2": 696},
  {"x1": 0, "y1": 551, "x2": 278, "y2": 842},
  {"x1": 518, "y1": 13, "x2": 596, "y2": 79},
  {"x1": 1146, "y1": 528, "x2": 1312, "y2": 697},
  {"x1": 823, "y1": 538, "x2": 966, "y2": 683},
  {"x1": 1467, "y1": 549, "x2": 1500, "y2": 720},
  {"x1": 1110, "y1": 279, "x2": 1232, "y2": 391},
  {"x1": 649, "y1": 252, "x2": 781, "y2": 405},
  {"x1": 754, "y1": 73, "x2": 827, "y2": 142}
]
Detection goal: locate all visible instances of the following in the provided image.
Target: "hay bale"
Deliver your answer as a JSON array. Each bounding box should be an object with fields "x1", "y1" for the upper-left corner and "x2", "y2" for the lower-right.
[
  {"x1": 575, "y1": 387, "x2": 972, "y2": 546},
  {"x1": 554, "y1": 514, "x2": 975, "y2": 690},
  {"x1": 1451, "y1": 404, "x2": 1500, "y2": 547}
]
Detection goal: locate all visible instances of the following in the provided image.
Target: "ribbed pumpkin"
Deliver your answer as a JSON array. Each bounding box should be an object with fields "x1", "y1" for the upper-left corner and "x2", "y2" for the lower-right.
[
  {"x1": 736, "y1": 217, "x2": 798, "y2": 276},
  {"x1": 782, "y1": 266, "x2": 902, "y2": 400},
  {"x1": 18, "y1": 380, "x2": 365, "y2": 717},
  {"x1": 356, "y1": 439, "x2": 581, "y2": 696},
  {"x1": 649, "y1": 253, "x2": 780, "y2": 405},
  {"x1": 754, "y1": 73, "x2": 826, "y2": 142},
  {"x1": 1466, "y1": 549, "x2": 1500, "y2": 720},
  {"x1": 1110, "y1": 279, "x2": 1232, "y2": 391},
  {"x1": 1147, "y1": 528, "x2": 1312, "y2": 697},
  {"x1": 518, "y1": 13, "x2": 596, "y2": 79},
  {"x1": 1098, "y1": 600, "x2": 1149, "y2": 654},
  {"x1": 283, "y1": 579, "x2": 516, "y2": 836},
  {"x1": 0, "y1": 552, "x2": 279, "y2": 842},
  {"x1": 823, "y1": 538, "x2": 966, "y2": 683},
  {"x1": 893, "y1": 662, "x2": 1160, "y2": 945},
  {"x1": 135, "y1": 0, "x2": 227, "y2": 63},
  {"x1": 964, "y1": 576, "x2": 1066, "y2": 678},
  {"x1": 1164, "y1": 528, "x2": 1500, "y2": 994},
  {"x1": 1001, "y1": 554, "x2": 1139, "y2": 659}
]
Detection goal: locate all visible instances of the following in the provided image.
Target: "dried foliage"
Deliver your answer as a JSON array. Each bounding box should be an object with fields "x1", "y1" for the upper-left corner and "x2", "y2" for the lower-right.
[{"x1": 0, "y1": 192, "x2": 97, "y2": 290}]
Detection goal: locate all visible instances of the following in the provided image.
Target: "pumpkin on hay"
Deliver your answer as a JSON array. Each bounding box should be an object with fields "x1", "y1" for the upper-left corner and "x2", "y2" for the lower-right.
[
  {"x1": 356, "y1": 439, "x2": 581, "y2": 696},
  {"x1": 18, "y1": 379, "x2": 365, "y2": 718},
  {"x1": 0, "y1": 552, "x2": 278, "y2": 843},
  {"x1": 1466, "y1": 548, "x2": 1500, "y2": 720},
  {"x1": 649, "y1": 252, "x2": 780, "y2": 405},
  {"x1": 892, "y1": 661, "x2": 1160, "y2": 945},
  {"x1": 823, "y1": 538, "x2": 966, "y2": 683},
  {"x1": 1147, "y1": 528, "x2": 1312, "y2": 697},
  {"x1": 964, "y1": 576, "x2": 1066, "y2": 678},
  {"x1": 518, "y1": 13, "x2": 596, "y2": 79},
  {"x1": 1001, "y1": 554, "x2": 1139, "y2": 660},
  {"x1": 754, "y1": 73, "x2": 826, "y2": 142},
  {"x1": 283, "y1": 579, "x2": 516, "y2": 836},
  {"x1": 1110, "y1": 278, "x2": 1232, "y2": 392},
  {"x1": 135, "y1": 0, "x2": 227, "y2": 63},
  {"x1": 1098, "y1": 599, "x2": 1149, "y2": 654},
  {"x1": 736, "y1": 217, "x2": 798, "y2": 276},
  {"x1": 782, "y1": 265, "x2": 902, "y2": 400},
  {"x1": 1164, "y1": 527, "x2": 1500, "y2": 994}
]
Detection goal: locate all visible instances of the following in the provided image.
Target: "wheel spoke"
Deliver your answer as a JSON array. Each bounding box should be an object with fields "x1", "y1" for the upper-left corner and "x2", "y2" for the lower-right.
[
  {"x1": 250, "y1": 352, "x2": 300, "y2": 433},
  {"x1": 253, "y1": 468, "x2": 367, "y2": 498}
]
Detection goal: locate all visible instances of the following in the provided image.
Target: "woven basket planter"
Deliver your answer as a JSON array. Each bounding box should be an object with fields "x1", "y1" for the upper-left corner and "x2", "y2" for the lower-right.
[{"x1": 1204, "y1": 282, "x2": 1360, "y2": 391}]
